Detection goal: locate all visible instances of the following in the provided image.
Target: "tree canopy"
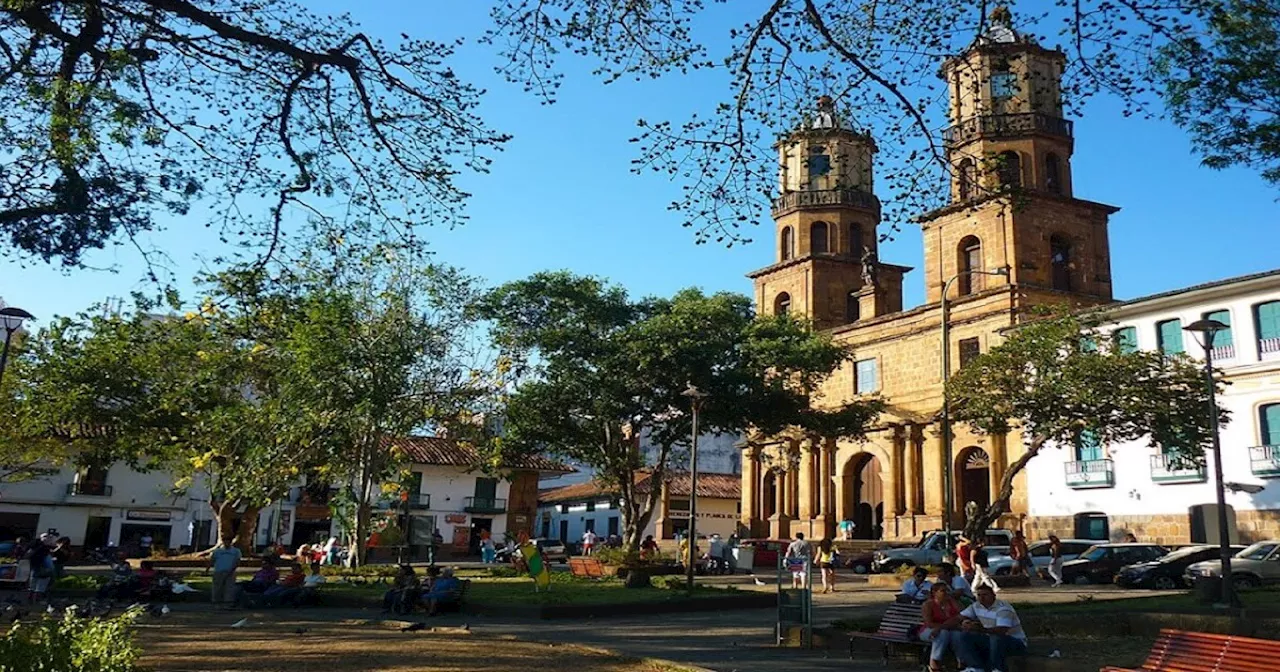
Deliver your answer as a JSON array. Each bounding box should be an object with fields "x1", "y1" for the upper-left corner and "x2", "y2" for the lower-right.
[
  {"x1": 478, "y1": 271, "x2": 881, "y2": 548},
  {"x1": 0, "y1": 0, "x2": 509, "y2": 269},
  {"x1": 946, "y1": 309, "x2": 1225, "y2": 538},
  {"x1": 488, "y1": 0, "x2": 1280, "y2": 246}
]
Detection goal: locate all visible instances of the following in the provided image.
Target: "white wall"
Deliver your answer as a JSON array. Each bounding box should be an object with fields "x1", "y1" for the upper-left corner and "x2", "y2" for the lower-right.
[
  {"x1": 538, "y1": 499, "x2": 619, "y2": 543},
  {"x1": 1028, "y1": 279, "x2": 1280, "y2": 519},
  {"x1": 539, "y1": 430, "x2": 744, "y2": 490},
  {"x1": 413, "y1": 465, "x2": 511, "y2": 547}
]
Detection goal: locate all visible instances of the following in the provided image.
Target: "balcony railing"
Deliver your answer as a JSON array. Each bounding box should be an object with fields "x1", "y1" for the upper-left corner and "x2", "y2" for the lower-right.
[
  {"x1": 943, "y1": 112, "x2": 1074, "y2": 147},
  {"x1": 1064, "y1": 459, "x2": 1115, "y2": 489},
  {"x1": 1260, "y1": 337, "x2": 1280, "y2": 360},
  {"x1": 66, "y1": 482, "x2": 112, "y2": 497},
  {"x1": 1249, "y1": 445, "x2": 1280, "y2": 478},
  {"x1": 464, "y1": 497, "x2": 507, "y2": 514},
  {"x1": 1150, "y1": 454, "x2": 1207, "y2": 484},
  {"x1": 1211, "y1": 344, "x2": 1235, "y2": 361},
  {"x1": 771, "y1": 188, "x2": 879, "y2": 216}
]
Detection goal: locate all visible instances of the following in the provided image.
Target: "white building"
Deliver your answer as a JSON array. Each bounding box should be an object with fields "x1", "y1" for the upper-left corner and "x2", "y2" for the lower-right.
[
  {"x1": 539, "y1": 430, "x2": 744, "y2": 489},
  {"x1": 1025, "y1": 269, "x2": 1280, "y2": 545},
  {"x1": 0, "y1": 436, "x2": 570, "y2": 558},
  {"x1": 537, "y1": 471, "x2": 742, "y2": 545}
]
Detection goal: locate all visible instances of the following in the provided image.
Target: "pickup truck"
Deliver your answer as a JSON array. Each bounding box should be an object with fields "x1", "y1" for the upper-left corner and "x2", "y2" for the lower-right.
[{"x1": 871, "y1": 529, "x2": 1013, "y2": 573}]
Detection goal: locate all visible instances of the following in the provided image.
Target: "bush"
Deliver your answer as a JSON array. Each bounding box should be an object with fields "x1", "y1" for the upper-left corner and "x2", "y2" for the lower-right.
[
  {"x1": 593, "y1": 548, "x2": 672, "y2": 567},
  {"x1": 0, "y1": 608, "x2": 141, "y2": 672},
  {"x1": 894, "y1": 564, "x2": 944, "y2": 577},
  {"x1": 487, "y1": 566, "x2": 519, "y2": 578},
  {"x1": 53, "y1": 575, "x2": 106, "y2": 591},
  {"x1": 317, "y1": 564, "x2": 398, "y2": 577}
]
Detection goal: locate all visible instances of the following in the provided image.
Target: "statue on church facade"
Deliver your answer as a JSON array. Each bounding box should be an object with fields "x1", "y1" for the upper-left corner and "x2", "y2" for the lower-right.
[{"x1": 860, "y1": 245, "x2": 878, "y2": 287}]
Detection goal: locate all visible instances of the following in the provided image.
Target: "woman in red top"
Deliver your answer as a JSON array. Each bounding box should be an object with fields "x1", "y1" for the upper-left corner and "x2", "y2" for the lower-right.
[
  {"x1": 919, "y1": 582, "x2": 962, "y2": 671},
  {"x1": 955, "y1": 536, "x2": 974, "y2": 582}
]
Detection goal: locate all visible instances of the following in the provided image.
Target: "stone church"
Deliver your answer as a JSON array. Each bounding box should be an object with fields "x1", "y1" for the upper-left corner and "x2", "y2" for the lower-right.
[{"x1": 739, "y1": 14, "x2": 1118, "y2": 542}]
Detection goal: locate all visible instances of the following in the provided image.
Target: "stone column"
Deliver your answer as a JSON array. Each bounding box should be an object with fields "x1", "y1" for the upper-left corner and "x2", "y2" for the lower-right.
[
  {"x1": 904, "y1": 424, "x2": 920, "y2": 515},
  {"x1": 890, "y1": 425, "x2": 906, "y2": 516},
  {"x1": 775, "y1": 469, "x2": 787, "y2": 520},
  {"x1": 741, "y1": 447, "x2": 758, "y2": 529},
  {"x1": 798, "y1": 439, "x2": 815, "y2": 520},
  {"x1": 923, "y1": 424, "x2": 946, "y2": 516}
]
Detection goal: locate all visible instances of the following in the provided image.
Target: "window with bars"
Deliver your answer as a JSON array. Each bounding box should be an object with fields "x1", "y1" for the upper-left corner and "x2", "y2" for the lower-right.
[{"x1": 958, "y1": 338, "x2": 981, "y2": 368}]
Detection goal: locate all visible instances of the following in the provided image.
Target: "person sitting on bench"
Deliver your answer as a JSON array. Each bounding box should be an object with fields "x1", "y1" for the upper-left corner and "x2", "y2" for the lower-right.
[
  {"x1": 944, "y1": 583, "x2": 1028, "y2": 672},
  {"x1": 382, "y1": 564, "x2": 420, "y2": 614},
  {"x1": 423, "y1": 567, "x2": 461, "y2": 616},
  {"x1": 919, "y1": 582, "x2": 963, "y2": 672},
  {"x1": 899, "y1": 566, "x2": 932, "y2": 602},
  {"x1": 937, "y1": 563, "x2": 974, "y2": 603},
  {"x1": 235, "y1": 559, "x2": 278, "y2": 606}
]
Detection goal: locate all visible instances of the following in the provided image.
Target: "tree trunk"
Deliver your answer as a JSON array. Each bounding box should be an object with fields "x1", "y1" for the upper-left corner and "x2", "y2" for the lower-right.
[
  {"x1": 234, "y1": 505, "x2": 261, "y2": 554},
  {"x1": 351, "y1": 503, "x2": 371, "y2": 568},
  {"x1": 213, "y1": 500, "x2": 237, "y2": 549},
  {"x1": 964, "y1": 434, "x2": 1048, "y2": 540}
]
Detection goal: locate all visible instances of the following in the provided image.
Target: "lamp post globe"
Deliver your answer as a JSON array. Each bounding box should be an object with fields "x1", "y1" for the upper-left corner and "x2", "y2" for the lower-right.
[{"x1": 0, "y1": 306, "x2": 35, "y2": 387}]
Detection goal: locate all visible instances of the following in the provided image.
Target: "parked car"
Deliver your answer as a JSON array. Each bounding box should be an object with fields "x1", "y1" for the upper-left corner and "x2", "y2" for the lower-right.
[
  {"x1": 1058, "y1": 543, "x2": 1168, "y2": 584},
  {"x1": 988, "y1": 539, "x2": 1096, "y2": 575},
  {"x1": 497, "y1": 538, "x2": 569, "y2": 564},
  {"x1": 740, "y1": 539, "x2": 789, "y2": 568},
  {"x1": 1116, "y1": 544, "x2": 1248, "y2": 590},
  {"x1": 841, "y1": 549, "x2": 874, "y2": 574},
  {"x1": 1184, "y1": 540, "x2": 1280, "y2": 590},
  {"x1": 871, "y1": 529, "x2": 1013, "y2": 573}
]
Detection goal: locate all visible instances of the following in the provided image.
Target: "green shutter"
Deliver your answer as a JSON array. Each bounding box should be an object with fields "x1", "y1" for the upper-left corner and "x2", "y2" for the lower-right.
[
  {"x1": 1203, "y1": 309, "x2": 1233, "y2": 348},
  {"x1": 1080, "y1": 336, "x2": 1098, "y2": 353},
  {"x1": 1257, "y1": 301, "x2": 1280, "y2": 341},
  {"x1": 1113, "y1": 327, "x2": 1138, "y2": 354},
  {"x1": 1076, "y1": 430, "x2": 1103, "y2": 462},
  {"x1": 1262, "y1": 404, "x2": 1280, "y2": 446},
  {"x1": 1157, "y1": 319, "x2": 1184, "y2": 355}
]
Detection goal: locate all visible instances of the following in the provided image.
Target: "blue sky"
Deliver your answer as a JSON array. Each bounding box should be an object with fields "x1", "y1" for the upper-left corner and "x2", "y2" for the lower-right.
[{"x1": 1, "y1": 2, "x2": 1277, "y2": 327}]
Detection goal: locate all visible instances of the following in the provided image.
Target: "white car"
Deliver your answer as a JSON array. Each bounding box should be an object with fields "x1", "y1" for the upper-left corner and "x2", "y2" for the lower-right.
[{"x1": 988, "y1": 539, "x2": 1096, "y2": 575}]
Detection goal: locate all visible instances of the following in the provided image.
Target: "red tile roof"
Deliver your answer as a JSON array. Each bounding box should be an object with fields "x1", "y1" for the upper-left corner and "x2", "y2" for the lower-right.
[
  {"x1": 391, "y1": 436, "x2": 573, "y2": 473},
  {"x1": 538, "y1": 470, "x2": 740, "y2": 504}
]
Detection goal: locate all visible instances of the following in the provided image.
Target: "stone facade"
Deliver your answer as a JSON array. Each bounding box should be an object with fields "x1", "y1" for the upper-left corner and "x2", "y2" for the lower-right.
[
  {"x1": 1026, "y1": 510, "x2": 1280, "y2": 547},
  {"x1": 740, "y1": 19, "x2": 1118, "y2": 541}
]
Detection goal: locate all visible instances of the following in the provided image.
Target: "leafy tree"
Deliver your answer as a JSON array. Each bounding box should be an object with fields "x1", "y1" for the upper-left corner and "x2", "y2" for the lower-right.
[
  {"x1": 479, "y1": 272, "x2": 881, "y2": 550},
  {"x1": 0, "y1": 0, "x2": 509, "y2": 269},
  {"x1": 946, "y1": 310, "x2": 1224, "y2": 539},
  {"x1": 487, "y1": 1, "x2": 1280, "y2": 246},
  {"x1": 288, "y1": 261, "x2": 494, "y2": 566}
]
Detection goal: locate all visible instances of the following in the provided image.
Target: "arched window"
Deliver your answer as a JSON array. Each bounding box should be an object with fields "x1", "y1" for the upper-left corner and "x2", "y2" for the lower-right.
[
  {"x1": 781, "y1": 226, "x2": 794, "y2": 261},
  {"x1": 958, "y1": 158, "x2": 976, "y2": 200},
  {"x1": 1045, "y1": 153, "x2": 1062, "y2": 194},
  {"x1": 846, "y1": 292, "x2": 860, "y2": 324},
  {"x1": 811, "y1": 221, "x2": 829, "y2": 254},
  {"x1": 774, "y1": 292, "x2": 791, "y2": 316},
  {"x1": 997, "y1": 151, "x2": 1022, "y2": 189},
  {"x1": 1050, "y1": 235, "x2": 1072, "y2": 291},
  {"x1": 957, "y1": 235, "x2": 982, "y2": 296},
  {"x1": 848, "y1": 223, "x2": 863, "y2": 258}
]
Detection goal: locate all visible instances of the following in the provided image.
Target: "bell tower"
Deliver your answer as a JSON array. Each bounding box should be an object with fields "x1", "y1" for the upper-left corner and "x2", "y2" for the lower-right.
[
  {"x1": 749, "y1": 96, "x2": 909, "y2": 329},
  {"x1": 920, "y1": 7, "x2": 1116, "y2": 305}
]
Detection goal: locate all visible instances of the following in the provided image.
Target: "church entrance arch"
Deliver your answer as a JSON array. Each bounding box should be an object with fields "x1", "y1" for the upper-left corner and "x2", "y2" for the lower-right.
[
  {"x1": 840, "y1": 453, "x2": 884, "y2": 540},
  {"x1": 956, "y1": 447, "x2": 991, "y2": 518}
]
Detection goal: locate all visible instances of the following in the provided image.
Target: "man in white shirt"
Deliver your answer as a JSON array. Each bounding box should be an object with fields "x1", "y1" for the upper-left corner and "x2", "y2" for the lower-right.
[
  {"x1": 945, "y1": 584, "x2": 1028, "y2": 672},
  {"x1": 898, "y1": 566, "x2": 932, "y2": 601},
  {"x1": 937, "y1": 563, "x2": 974, "y2": 601},
  {"x1": 581, "y1": 530, "x2": 598, "y2": 556}
]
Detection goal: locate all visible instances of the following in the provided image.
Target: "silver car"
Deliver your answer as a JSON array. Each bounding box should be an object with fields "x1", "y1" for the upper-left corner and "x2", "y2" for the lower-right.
[
  {"x1": 1184, "y1": 540, "x2": 1280, "y2": 590},
  {"x1": 988, "y1": 539, "x2": 1095, "y2": 575}
]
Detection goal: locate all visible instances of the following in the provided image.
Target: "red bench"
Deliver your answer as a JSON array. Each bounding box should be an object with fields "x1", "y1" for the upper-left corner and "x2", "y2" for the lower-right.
[
  {"x1": 568, "y1": 557, "x2": 606, "y2": 579},
  {"x1": 1101, "y1": 628, "x2": 1280, "y2": 672}
]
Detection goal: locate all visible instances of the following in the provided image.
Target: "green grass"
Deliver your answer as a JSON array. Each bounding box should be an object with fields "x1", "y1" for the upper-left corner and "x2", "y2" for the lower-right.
[
  {"x1": 1016, "y1": 586, "x2": 1280, "y2": 616},
  {"x1": 177, "y1": 571, "x2": 744, "y2": 607}
]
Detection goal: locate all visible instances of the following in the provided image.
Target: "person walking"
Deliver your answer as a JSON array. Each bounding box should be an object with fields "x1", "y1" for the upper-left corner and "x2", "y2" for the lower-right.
[
  {"x1": 1008, "y1": 531, "x2": 1030, "y2": 577},
  {"x1": 581, "y1": 529, "x2": 598, "y2": 556},
  {"x1": 1047, "y1": 534, "x2": 1065, "y2": 587},
  {"x1": 815, "y1": 539, "x2": 837, "y2": 594},
  {"x1": 970, "y1": 544, "x2": 1000, "y2": 594},
  {"x1": 955, "y1": 535, "x2": 975, "y2": 584},
  {"x1": 479, "y1": 532, "x2": 496, "y2": 564},
  {"x1": 209, "y1": 542, "x2": 242, "y2": 609},
  {"x1": 785, "y1": 533, "x2": 811, "y2": 589}
]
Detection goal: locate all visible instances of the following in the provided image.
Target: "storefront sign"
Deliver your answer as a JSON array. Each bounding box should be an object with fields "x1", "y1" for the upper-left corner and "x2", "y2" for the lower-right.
[
  {"x1": 126, "y1": 510, "x2": 171, "y2": 522},
  {"x1": 445, "y1": 514, "x2": 468, "y2": 525},
  {"x1": 276, "y1": 510, "x2": 292, "y2": 539},
  {"x1": 668, "y1": 511, "x2": 737, "y2": 520}
]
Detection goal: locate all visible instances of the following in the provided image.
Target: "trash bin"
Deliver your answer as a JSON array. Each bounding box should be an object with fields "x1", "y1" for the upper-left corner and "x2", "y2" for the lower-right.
[{"x1": 732, "y1": 547, "x2": 755, "y2": 573}]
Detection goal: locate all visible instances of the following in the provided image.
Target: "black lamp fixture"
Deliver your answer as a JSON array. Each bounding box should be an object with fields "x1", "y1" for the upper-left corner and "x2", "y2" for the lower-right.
[{"x1": 0, "y1": 306, "x2": 34, "y2": 387}]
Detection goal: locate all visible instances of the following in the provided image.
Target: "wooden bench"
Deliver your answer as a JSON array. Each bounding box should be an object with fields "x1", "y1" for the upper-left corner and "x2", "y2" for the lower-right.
[
  {"x1": 1101, "y1": 628, "x2": 1280, "y2": 672},
  {"x1": 569, "y1": 557, "x2": 606, "y2": 579},
  {"x1": 848, "y1": 600, "x2": 928, "y2": 665},
  {"x1": 432, "y1": 578, "x2": 470, "y2": 614}
]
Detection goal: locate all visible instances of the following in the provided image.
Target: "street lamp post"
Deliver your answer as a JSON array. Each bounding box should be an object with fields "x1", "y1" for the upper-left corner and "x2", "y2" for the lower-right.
[
  {"x1": 682, "y1": 383, "x2": 709, "y2": 592},
  {"x1": 0, "y1": 306, "x2": 34, "y2": 388},
  {"x1": 940, "y1": 268, "x2": 1009, "y2": 546},
  {"x1": 1184, "y1": 318, "x2": 1238, "y2": 609}
]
